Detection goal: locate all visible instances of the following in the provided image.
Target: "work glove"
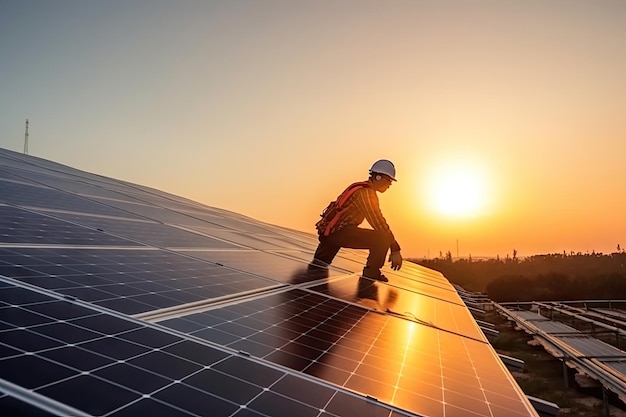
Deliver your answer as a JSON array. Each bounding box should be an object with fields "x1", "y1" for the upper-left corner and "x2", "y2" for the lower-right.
[{"x1": 389, "y1": 251, "x2": 403, "y2": 271}]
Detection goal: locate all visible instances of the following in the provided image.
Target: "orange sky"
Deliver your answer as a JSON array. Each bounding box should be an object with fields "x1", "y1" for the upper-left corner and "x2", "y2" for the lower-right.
[{"x1": 1, "y1": 1, "x2": 625, "y2": 258}]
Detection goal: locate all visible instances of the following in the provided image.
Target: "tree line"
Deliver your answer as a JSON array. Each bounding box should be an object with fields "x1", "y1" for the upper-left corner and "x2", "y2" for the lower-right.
[{"x1": 411, "y1": 251, "x2": 626, "y2": 302}]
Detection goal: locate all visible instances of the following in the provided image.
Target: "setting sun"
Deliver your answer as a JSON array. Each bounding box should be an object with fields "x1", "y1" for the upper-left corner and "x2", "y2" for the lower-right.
[{"x1": 424, "y1": 160, "x2": 490, "y2": 218}]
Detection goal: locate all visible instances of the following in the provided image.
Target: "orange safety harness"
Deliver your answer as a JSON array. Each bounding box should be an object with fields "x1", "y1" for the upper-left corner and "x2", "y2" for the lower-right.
[{"x1": 315, "y1": 181, "x2": 370, "y2": 237}]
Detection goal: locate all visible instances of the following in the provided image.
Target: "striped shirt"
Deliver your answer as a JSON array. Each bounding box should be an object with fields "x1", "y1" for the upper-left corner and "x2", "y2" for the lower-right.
[{"x1": 330, "y1": 180, "x2": 401, "y2": 252}]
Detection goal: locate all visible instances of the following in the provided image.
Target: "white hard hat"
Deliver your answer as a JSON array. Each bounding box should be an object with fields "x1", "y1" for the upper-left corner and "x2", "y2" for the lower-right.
[{"x1": 369, "y1": 159, "x2": 397, "y2": 181}]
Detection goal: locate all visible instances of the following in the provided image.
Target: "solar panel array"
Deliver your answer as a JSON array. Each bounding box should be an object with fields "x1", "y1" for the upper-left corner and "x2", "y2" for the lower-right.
[
  {"x1": 0, "y1": 147, "x2": 538, "y2": 417},
  {"x1": 496, "y1": 303, "x2": 626, "y2": 403}
]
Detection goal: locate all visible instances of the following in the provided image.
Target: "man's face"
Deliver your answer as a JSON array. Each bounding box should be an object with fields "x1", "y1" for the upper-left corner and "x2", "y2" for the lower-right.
[{"x1": 373, "y1": 174, "x2": 393, "y2": 192}]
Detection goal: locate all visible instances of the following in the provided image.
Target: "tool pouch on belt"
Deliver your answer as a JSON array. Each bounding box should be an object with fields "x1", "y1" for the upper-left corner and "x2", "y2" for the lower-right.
[{"x1": 315, "y1": 182, "x2": 369, "y2": 237}]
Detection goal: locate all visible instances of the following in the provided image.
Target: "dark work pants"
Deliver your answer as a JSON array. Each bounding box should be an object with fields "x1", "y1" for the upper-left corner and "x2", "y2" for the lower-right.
[{"x1": 312, "y1": 225, "x2": 392, "y2": 276}]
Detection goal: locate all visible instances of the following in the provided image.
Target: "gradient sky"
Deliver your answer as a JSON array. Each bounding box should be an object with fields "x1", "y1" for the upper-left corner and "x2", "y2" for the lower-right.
[{"x1": 2, "y1": 1, "x2": 625, "y2": 259}]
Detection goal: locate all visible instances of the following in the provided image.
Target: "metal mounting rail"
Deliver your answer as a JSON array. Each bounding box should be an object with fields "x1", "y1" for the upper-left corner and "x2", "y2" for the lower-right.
[
  {"x1": 494, "y1": 303, "x2": 626, "y2": 406},
  {"x1": 534, "y1": 302, "x2": 626, "y2": 350},
  {"x1": 546, "y1": 302, "x2": 626, "y2": 329},
  {"x1": 133, "y1": 283, "x2": 289, "y2": 322}
]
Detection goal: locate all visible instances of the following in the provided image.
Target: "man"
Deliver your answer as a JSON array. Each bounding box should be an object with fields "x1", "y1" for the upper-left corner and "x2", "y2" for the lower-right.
[{"x1": 311, "y1": 159, "x2": 403, "y2": 282}]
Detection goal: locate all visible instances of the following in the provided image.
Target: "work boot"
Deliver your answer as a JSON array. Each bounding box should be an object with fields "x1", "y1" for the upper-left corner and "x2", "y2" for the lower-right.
[{"x1": 362, "y1": 267, "x2": 389, "y2": 282}]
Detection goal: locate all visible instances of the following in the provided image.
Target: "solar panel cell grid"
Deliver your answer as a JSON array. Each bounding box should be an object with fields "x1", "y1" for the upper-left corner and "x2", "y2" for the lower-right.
[
  {"x1": 194, "y1": 229, "x2": 291, "y2": 250},
  {"x1": 179, "y1": 249, "x2": 348, "y2": 284},
  {"x1": 0, "y1": 179, "x2": 139, "y2": 218},
  {"x1": 0, "y1": 247, "x2": 275, "y2": 315},
  {"x1": 81, "y1": 195, "x2": 229, "y2": 230},
  {"x1": 1, "y1": 167, "x2": 132, "y2": 201},
  {"x1": 0, "y1": 154, "x2": 83, "y2": 177},
  {"x1": 47, "y1": 213, "x2": 241, "y2": 249},
  {"x1": 0, "y1": 206, "x2": 137, "y2": 246},
  {"x1": 160, "y1": 288, "x2": 534, "y2": 417},
  {"x1": 0, "y1": 282, "x2": 398, "y2": 417},
  {"x1": 311, "y1": 276, "x2": 485, "y2": 341}
]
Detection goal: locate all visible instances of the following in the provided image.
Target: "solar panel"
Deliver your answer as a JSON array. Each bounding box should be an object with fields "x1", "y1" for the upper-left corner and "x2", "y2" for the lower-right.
[
  {"x1": 178, "y1": 249, "x2": 351, "y2": 285},
  {"x1": 0, "y1": 165, "x2": 138, "y2": 201},
  {"x1": 309, "y1": 276, "x2": 485, "y2": 341},
  {"x1": 45, "y1": 212, "x2": 243, "y2": 249},
  {"x1": 0, "y1": 247, "x2": 277, "y2": 315},
  {"x1": 0, "y1": 178, "x2": 144, "y2": 219},
  {"x1": 0, "y1": 147, "x2": 539, "y2": 417},
  {"x1": 0, "y1": 205, "x2": 137, "y2": 246},
  {"x1": 0, "y1": 280, "x2": 407, "y2": 417},
  {"x1": 157, "y1": 287, "x2": 532, "y2": 416}
]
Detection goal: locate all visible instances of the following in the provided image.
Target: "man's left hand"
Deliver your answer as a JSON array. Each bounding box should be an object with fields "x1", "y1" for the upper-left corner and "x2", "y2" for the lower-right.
[{"x1": 389, "y1": 251, "x2": 403, "y2": 270}]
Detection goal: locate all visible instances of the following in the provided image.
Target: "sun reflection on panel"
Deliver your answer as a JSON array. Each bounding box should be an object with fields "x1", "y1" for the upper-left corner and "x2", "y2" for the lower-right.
[{"x1": 387, "y1": 311, "x2": 446, "y2": 412}]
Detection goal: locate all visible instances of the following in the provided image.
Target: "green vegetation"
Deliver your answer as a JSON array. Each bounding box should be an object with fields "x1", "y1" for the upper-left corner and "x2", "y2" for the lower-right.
[{"x1": 411, "y1": 252, "x2": 626, "y2": 302}]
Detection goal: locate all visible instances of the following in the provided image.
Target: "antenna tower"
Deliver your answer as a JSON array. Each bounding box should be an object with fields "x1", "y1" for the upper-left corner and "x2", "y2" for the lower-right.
[{"x1": 24, "y1": 119, "x2": 29, "y2": 155}]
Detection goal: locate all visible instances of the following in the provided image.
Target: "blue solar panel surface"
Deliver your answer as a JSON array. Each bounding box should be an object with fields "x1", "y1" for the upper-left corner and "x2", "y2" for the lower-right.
[
  {"x1": 0, "y1": 147, "x2": 538, "y2": 417},
  {"x1": 1, "y1": 281, "x2": 402, "y2": 417}
]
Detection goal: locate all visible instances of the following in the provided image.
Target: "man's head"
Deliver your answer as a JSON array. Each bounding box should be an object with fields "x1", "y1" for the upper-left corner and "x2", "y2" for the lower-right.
[{"x1": 369, "y1": 159, "x2": 396, "y2": 192}]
